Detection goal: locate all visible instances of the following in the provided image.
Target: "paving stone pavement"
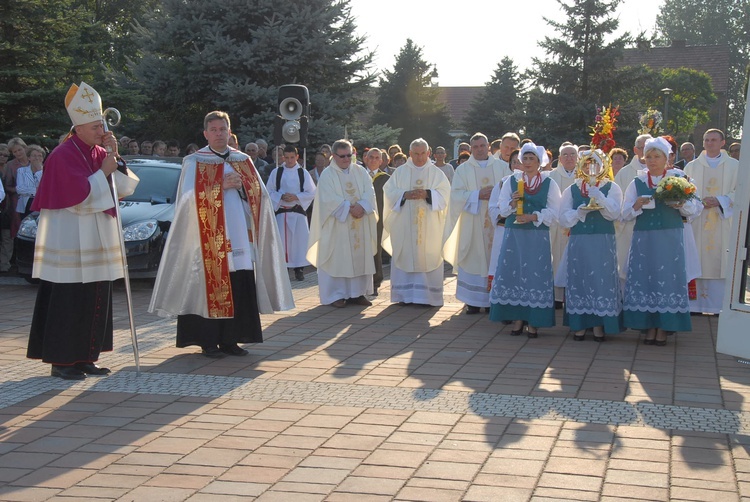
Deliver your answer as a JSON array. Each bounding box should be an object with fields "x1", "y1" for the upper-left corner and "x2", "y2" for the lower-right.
[{"x1": 1, "y1": 265, "x2": 750, "y2": 501}]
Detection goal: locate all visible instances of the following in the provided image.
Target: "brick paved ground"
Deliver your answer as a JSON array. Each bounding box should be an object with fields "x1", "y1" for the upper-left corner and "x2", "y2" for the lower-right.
[{"x1": 1, "y1": 266, "x2": 749, "y2": 501}]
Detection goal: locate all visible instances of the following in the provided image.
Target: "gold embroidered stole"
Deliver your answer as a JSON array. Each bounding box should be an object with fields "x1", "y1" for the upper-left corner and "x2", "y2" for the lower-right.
[
  {"x1": 338, "y1": 170, "x2": 366, "y2": 272},
  {"x1": 229, "y1": 159, "x2": 262, "y2": 243},
  {"x1": 473, "y1": 166, "x2": 496, "y2": 258},
  {"x1": 697, "y1": 164, "x2": 725, "y2": 277},
  {"x1": 193, "y1": 159, "x2": 262, "y2": 317},
  {"x1": 195, "y1": 161, "x2": 233, "y2": 318}
]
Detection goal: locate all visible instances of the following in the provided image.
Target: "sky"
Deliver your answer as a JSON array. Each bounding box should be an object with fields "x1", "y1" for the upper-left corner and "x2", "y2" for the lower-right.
[{"x1": 348, "y1": 0, "x2": 664, "y2": 87}]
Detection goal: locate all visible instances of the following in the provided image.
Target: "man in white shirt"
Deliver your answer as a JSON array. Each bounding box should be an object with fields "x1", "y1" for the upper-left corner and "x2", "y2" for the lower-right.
[{"x1": 493, "y1": 132, "x2": 521, "y2": 171}]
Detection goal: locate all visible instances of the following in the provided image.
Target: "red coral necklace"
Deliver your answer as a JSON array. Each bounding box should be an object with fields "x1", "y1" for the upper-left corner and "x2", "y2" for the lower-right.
[{"x1": 523, "y1": 172, "x2": 543, "y2": 195}]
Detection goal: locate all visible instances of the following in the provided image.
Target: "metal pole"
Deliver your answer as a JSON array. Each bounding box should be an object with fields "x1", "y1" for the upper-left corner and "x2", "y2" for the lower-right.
[
  {"x1": 661, "y1": 88, "x2": 673, "y2": 134},
  {"x1": 102, "y1": 108, "x2": 141, "y2": 374},
  {"x1": 110, "y1": 175, "x2": 141, "y2": 374}
]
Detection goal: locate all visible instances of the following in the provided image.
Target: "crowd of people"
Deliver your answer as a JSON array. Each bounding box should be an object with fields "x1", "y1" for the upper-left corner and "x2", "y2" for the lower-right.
[
  {"x1": 250, "y1": 128, "x2": 738, "y2": 349},
  {"x1": 5, "y1": 81, "x2": 742, "y2": 380}
]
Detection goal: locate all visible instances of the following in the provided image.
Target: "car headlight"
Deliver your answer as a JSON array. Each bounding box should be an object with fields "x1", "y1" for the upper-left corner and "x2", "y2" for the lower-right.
[
  {"x1": 123, "y1": 219, "x2": 159, "y2": 241},
  {"x1": 18, "y1": 216, "x2": 38, "y2": 238}
]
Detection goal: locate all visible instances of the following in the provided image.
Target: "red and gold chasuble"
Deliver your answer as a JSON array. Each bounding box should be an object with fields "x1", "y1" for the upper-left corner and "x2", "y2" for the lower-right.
[{"x1": 194, "y1": 159, "x2": 262, "y2": 318}]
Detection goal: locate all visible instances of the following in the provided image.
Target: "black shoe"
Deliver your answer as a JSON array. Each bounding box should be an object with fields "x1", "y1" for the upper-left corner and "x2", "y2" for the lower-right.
[
  {"x1": 294, "y1": 268, "x2": 305, "y2": 281},
  {"x1": 643, "y1": 338, "x2": 656, "y2": 346},
  {"x1": 593, "y1": 335, "x2": 606, "y2": 343},
  {"x1": 51, "y1": 365, "x2": 86, "y2": 380},
  {"x1": 466, "y1": 305, "x2": 480, "y2": 315},
  {"x1": 348, "y1": 295, "x2": 372, "y2": 306},
  {"x1": 219, "y1": 343, "x2": 249, "y2": 356},
  {"x1": 527, "y1": 328, "x2": 539, "y2": 339},
  {"x1": 509, "y1": 329, "x2": 523, "y2": 336},
  {"x1": 75, "y1": 362, "x2": 111, "y2": 375},
  {"x1": 201, "y1": 346, "x2": 224, "y2": 358},
  {"x1": 573, "y1": 333, "x2": 585, "y2": 341}
]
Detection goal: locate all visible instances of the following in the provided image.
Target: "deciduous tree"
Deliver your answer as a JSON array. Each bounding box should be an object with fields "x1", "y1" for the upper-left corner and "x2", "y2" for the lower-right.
[{"x1": 656, "y1": 0, "x2": 748, "y2": 136}]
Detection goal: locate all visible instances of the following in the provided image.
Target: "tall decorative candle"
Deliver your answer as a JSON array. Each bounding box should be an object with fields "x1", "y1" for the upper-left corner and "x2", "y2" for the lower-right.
[{"x1": 516, "y1": 177, "x2": 524, "y2": 216}]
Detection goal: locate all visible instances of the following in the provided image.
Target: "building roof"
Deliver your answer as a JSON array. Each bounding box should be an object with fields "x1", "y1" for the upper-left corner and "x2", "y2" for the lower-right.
[
  {"x1": 620, "y1": 41, "x2": 730, "y2": 92},
  {"x1": 436, "y1": 86, "x2": 483, "y2": 128}
]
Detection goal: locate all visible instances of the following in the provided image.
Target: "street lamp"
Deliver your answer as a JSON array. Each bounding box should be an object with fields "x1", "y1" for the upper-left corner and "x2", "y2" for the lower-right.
[{"x1": 661, "y1": 87, "x2": 673, "y2": 134}]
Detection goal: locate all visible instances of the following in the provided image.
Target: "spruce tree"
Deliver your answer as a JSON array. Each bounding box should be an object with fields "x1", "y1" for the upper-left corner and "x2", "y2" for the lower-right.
[
  {"x1": 372, "y1": 39, "x2": 451, "y2": 149},
  {"x1": 130, "y1": 0, "x2": 374, "y2": 148},
  {"x1": 525, "y1": 0, "x2": 630, "y2": 148},
  {"x1": 463, "y1": 57, "x2": 524, "y2": 141},
  {"x1": 0, "y1": 0, "x2": 86, "y2": 139},
  {"x1": 0, "y1": 0, "x2": 161, "y2": 141}
]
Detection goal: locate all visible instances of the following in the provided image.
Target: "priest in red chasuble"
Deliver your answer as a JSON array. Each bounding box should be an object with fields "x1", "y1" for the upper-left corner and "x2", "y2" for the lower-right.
[{"x1": 150, "y1": 111, "x2": 294, "y2": 358}]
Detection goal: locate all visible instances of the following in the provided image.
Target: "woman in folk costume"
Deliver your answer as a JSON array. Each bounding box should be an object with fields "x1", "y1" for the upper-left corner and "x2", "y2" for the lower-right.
[
  {"x1": 487, "y1": 148, "x2": 521, "y2": 287},
  {"x1": 489, "y1": 143, "x2": 561, "y2": 338},
  {"x1": 556, "y1": 149, "x2": 623, "y2": 342},
  {"x1": 621, "y1": 137, "x2": 702, "y2": 346}
]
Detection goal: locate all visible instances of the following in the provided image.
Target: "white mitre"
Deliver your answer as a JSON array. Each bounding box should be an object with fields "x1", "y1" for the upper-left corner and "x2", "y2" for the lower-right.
[{"x1": 65, "y1": 82, "x2": 103, "y2": 125}]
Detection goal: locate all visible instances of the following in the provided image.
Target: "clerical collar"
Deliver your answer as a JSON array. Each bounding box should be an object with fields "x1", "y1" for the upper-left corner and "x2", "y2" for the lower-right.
[
  {"x1": 210, "y1": 147, "x2": 231, "y2": 160},
  {"x1": 706, "y1": 152, "x2": 722, "y2": 169}
]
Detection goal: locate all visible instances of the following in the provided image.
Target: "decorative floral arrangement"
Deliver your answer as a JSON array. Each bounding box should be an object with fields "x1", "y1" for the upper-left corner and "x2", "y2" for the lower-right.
[
  {"x1": 638, "y1": 109, "x2": 663, "y2": 135},
  {"x1": 590, "y1": 105, "x2": 619, "y2": 153},
  {"x1": 654, "y1": 175, "x2": 698, "y2": 203}
]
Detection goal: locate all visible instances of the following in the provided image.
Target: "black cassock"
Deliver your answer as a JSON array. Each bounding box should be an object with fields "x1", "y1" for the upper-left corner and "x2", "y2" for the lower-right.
[
  {"x1": 27, "y1": 280, "x2": 114, "y2": 365},
  {"x1": 175, "y1": 270, "x2": 263, "y2": 348}
]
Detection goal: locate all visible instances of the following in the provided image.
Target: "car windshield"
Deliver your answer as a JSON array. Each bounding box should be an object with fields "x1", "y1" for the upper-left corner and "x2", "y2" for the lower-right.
[{"x1": 122, "y1": 166, "x2": 180, "y2": 204}]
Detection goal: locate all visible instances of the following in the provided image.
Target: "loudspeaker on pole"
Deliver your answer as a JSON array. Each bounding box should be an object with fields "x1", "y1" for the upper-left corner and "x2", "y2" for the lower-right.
[{"x1": 273, "y1": 84, "x2": 310, "y2": 148}]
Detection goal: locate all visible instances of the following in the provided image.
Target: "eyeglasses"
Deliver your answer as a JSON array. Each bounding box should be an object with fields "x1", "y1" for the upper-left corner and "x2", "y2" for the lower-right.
[{"x1": 335, "y1": 153, "x2": 353, "y2": 158}]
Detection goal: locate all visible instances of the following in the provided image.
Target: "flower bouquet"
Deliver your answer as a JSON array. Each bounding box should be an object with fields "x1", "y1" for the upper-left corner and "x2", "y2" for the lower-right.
[
  {"x1": 654, "y1": 176, "x2": 698, "y2": 207},
  {"x1": 638, "y1": 109, "x2": 662, "y2": 135},
  {"x1": 590, "y1": 105, "x2": 619, "y2": 153}
]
